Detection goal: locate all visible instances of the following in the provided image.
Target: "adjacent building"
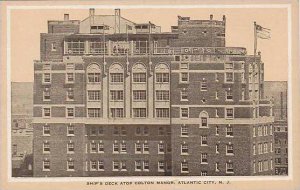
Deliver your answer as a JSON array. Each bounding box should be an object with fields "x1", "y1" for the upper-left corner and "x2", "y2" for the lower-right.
[
  {"x1": 264, "y1": 81, "x2": 288, "y2": 175},
  {"x1": 32, "y1": 9, "x2": 275, "y2": 177},
  {"x1": 11, "y1": 82, "x2": 33, "y2": 177}
]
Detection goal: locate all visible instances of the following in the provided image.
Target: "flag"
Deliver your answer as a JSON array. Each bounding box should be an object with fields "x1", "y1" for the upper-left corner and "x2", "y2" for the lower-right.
[{"x1": 256, "y1": 24, "x2": 271, "y2": 39}]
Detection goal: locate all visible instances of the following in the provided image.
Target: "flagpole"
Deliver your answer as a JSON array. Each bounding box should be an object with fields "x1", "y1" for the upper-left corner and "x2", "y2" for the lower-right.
[
  {"x1": 252, "y1": 21, "x2": 257, "y2": 117},
  {"x1": 126, "y1": 25, "x2": 129, "y2": 63},
  {"x1": 103, "y1": 23, "x2": 106, "y2": 64}
]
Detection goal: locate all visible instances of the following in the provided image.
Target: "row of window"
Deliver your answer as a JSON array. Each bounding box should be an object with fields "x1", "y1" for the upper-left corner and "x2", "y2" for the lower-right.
[
  {"x1": 42, "y1": 107, "x2": 170, "y2": 118},
  {"x1": 42, "y1": 141, "x2": 171, "y2": 154},
  {"x1": 42, "y1": 125, "x2": 171, "y2": 137},
  {"x1": 275, "y1": 147, "x2": 288, "y2": 155},
  {"x1": 179, "y1": 72, "x2": 235, "y2": 83},
  {"x1": 253, "y1": 159, "x2": 273, "y2": 173},
  {"x1": 253, "y1": 125, "x2": 273, "y2": 137},
  {"x1": 180, "y1": 88, "x2": 238, "y2": 102},
  {"x1": 180, "y1": 107, "x2": 234, "y2": 119},
  {"x1": 42, "y1": 160, "x2": 234, "y2": 174},
  {"x1": 253, "y1": 142, "x2": 273, "y2": 155},
  {"x1": 181, "y1": 144, "x2": 234, "y2": 156},
  {"x1": 181, "y1": 125, "x2": 233, "y2": 137},
  {"x1": 42, "y1": 73, "x2": 170, "y2": 84}
]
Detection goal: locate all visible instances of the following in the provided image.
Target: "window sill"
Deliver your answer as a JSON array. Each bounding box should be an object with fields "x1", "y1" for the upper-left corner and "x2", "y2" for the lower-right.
[
  {"x1": 43, "y1": 99, "x2": 51, "y2": 102},
  {"x1": 181, "y1": 171, "x2": 189, "y2": 174},
  {"x1": 201, "y1": 162, "x2": 208, "y2": 165},
  {"x1": 67, "y1": 169, "x2": 75, "y2": 172},
  {"x1": 42, "y1": 169, "x2": 50, "y2": 171},
  {"x1": 180, "y1": 135, "x2": 189, "y2": 138},
  {"x1": 180, "y1": 99, "x2": 188, "y2": 102},
  {"x1": 181, "y1": 153, "x2": 189, "y2": 155},
  {"x1": 226, "y1": 153, "x2": 234, "y2": 156},
  {"x1": 158, "y1": 170, "x2": 165, "y2": 173},
  {"x1": 43, "y1": 152, "x2": 50, "y2": 154},
  {"x1": 226, "y1": 171, "x2": 234, "y2": 174},
  {"x1": 226, "y1": 135, "x2": 234, "y2": 138},
  {"x1": 67, "y1": 134, "x2": 75, "y2": 137},
  {"x1": 67, "y1": 152, "x2": 75, "y2": 154},
  {"x1": 66, "y1": 99, "x2": 75, "y2": 102},
  {"x1": 43, "y1": 134, "x2": 51, "y2": 137}
]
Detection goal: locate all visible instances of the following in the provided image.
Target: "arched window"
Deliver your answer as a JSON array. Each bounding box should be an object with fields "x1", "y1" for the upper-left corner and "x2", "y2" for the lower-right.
[
  {"x1": 109, "y1": 63, "x2": 124, "y2": 83},
  {"x1": 132, "y1": 63, "x2": 146, "y2": 83},
  {"x1": 199, "y1": 111, "x2": 209, "y2": 128},
  {"x1": 87, "y1": 63, "x2": 101, "y2": 83},
  {"x1": 155, "y1": 63, "x2": 169, "y2": 83}
]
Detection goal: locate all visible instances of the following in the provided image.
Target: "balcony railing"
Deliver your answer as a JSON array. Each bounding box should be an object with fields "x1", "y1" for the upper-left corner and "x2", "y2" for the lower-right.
[{"x1": 64, "y1": 41, "x2": 247, "y2": 56}]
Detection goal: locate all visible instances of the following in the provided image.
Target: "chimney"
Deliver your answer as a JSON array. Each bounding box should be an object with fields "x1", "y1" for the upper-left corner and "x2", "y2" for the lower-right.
[
  {"x1": 223, "y1": 15, "x2": 226, "y2": 22},
  {"x1": 64, "y1": 14, "x2": 69, "y2": 21},
  {"x1": 89, "y1": 8, "x2": 95, "y2": 17},
  {"x1": 210, "y1": 14, "x2": 213, "y2": 20}
]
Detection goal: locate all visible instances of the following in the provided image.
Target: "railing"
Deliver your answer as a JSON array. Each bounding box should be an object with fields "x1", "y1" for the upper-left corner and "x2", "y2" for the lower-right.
[{"x1": 64, "y1": 41, "x2": 247, "y2": 56}]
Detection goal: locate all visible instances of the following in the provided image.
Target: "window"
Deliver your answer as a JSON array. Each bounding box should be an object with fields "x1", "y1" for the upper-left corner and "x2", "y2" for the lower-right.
[
  {"x1": 98, "y1": 161, "x2": 104, "y2": 171},
  {"x1": 181, "y1": 108, "x2": 189, "y2": 118},
  {"x1": 156, "y1": 73, "x2": 169, "y2": 83},
  {"x1": 133, "y1": 90, "x2": 147, "y2": 101},
  {"x1": 135, "y1": 127, "x2": 141, "y2": 135},
  {"x1": 88, "y1": 73, "x2": 101, "y2": 83},
  {"x1": 226, "y1": 126, "x2": 233, "y2": 137},
  {"x1": 43, "y1": 125, "x2": 50, "y2": 136},
  {"x1": 225, "y1": 63, "x2": 233, "y2": 70},
  {"x1": 43, "y1": 89, "x2": 50, "y2": 101},
  {"x1": 270, "y1": 142, "x2": 273, "y2": 152},
  {"x1": 143, "y1": 143, "x2": 149, "y2": 153},
  {"x1": 215, "y1": 91, "x2": 219, "y2": 100},
  {"x1": 133, "y1": 73, "x2": 146, "y2": 83},
  {"x1": 43, "y1": 73, "x2": 51, "y2": 83},
  {"x1": 225, "y1": 72, "x2": 233, "y2": 83},
  {"x1": 226, "y1": 90, "x2": 233, "y2": 100},
  {"x1": 216, "y1": 126, "x2": 219, "y2": 135},
  {"x1": 201, "y1": 136, "x2": 208, "y2": 146},
  {"x1": 180, "y1": 72, "x2": 189, "y2": 83},
  {"x1": 90, "y1": 161, "x2": 97, "y2": 171},
  {"x1": 215, "y1": 162, "x2": 220, "y2": 172},
  {"x1": 113, "y1": 126, "x2": 120, "y2": 135},
  {"x1": 258, "y1": 161, "x2": 263, "y2": 172},
  {"x1": 158, "y1": 161, "x2": 165, "y2": 172},
  {"x1": 226, "y1": 162, "x2": 234, "y2": 173},
  {"x1": 216, "y1": 144, "x2": 219, "y2": 154},
  {"x1": 67, "y1": 125, "x2": 74, "y2": 136},
  {"x1": 12, "y1": 144, "x2": 17, "y2": 156},
  {"x1": 110, "y1": 90, "x2": 124, "y2": 101},
  {"x1": 264, "y1": 126, "x2": 268, "y2": 136},
  {"x1": 181, "y1": 125, "x2": 188, "y2": 136},
  {"x1": 253, "y1": 144, "x2": 256, "y2": 155},
  {"x1": 264, "y1": 160, "x2": 269, "y2": 171},
  {"x1": 66, "y1": 73, "x2": 75, "y2": 83},
  {"x1": 241, "y1": 89, "x2": 245, "y2": 100},
  {"x1": 43, "y1": 160, "x2": 50, "y2": 171},
  {"x1": 215, "y1": 73, "x2": 219, "y2": 82},
  {"x1": 67, "y1": 142, "x2": 74, "y2": 153},
  {"x1": 90, "y1": 127, "x2": 97, "y2": 136},
  {"x1": 43, "y1": 142, "x2": 50, "y2": 153},
  {"x1": 110, "y1": 73, "x2": 123, "y2": 83},
  {"x1": 121, "y1": 127, "x2": 126, "y2": 136},
  {"x1": 156, "y1": 90, "x2": 169, "y2": 101},
  {"x1": 275, "y1": 158, "x2": 281, "y2": 164},
  {"x1": 258, "y1": 126, "x2": 263, "y2": 136},
  {"x1": 135, "y1": 143, "x2": 142, "y2": 154},
  {"x1": 88, "y1": 91, "x2": 100, "y2": 101},
  {"x1": 120, "y1": 142, "x2": 127, "y2": 153},
  {"x1": 43, "y1": 107, "x2": 51, "y2": 118},
  {"x1": 263, "y1": 142, "x2": 268, "y2": 153},
  {"x1": 67, "y1": 88, "x2": 74, "y2": 101},
  {"x1": 181, "y1": 90, "x2": 188, "y2": 101},
  {"x1": 144, "y1": 127, "x2": 149, "y2": 136},
  {"x1": 110, "y1": 108, "x2": 124, "y2": 118},
  {"x1": 270, "y1": 125, "x2": 273, "y2": 135},
  {"x1": 90, "y1": 143, "x2": 97, "y2": 153},
  {"x1": 258, "y1": 143, "x2": 263, "y2": 154},
  {"x1": 66, "y1": 107, "x2": 74, "y2": 118},
  {"x1": 225, "y1": 108, "x2": 234, "y2": 119},
  {"x1": 180, "y1": 62, "x2": 188, "y2": 69},
  {"x1": 133, "y1": 108, "x2": 146, "y2": 118},
  {"x1": 253, "y1": 127, "x2": 256, "y2": 137},
  {"x1": 87, "y1": 108, "x2": 100, "y2": 117},
  {"x1": 158, "y1": 143, "x2": 165, "y2": 154},
  {"x1": 51, "y1": 42, "x2": 56, "y2": 51},
  {"x1": 98, "y1": 126, "x2": 104, "y2": 135},
  {"x1": 135, "y1": 161, "x2": 142, "y2": 171},
  {"x1": 143, "y1": 161, "x2": 149, "y2": 171},
  {"x1": 181, "y1": 161, "x2": 189, "y2": 173},
  {"x1": 113, "y1": 142, "x2": 119, "y2": 153},
  {"x1": 201, "y1": 78, "x2": 207, "y2": 91},
  {"x1": 201, "y1": 117, "x2": 208, "y2": 128},
  {"x1": 201, "y1": 153, "x2": 208, "y2": 164},
  {"x1": 113, "y1": 161, "x2": 119, "y2": 171},
  {"x1": 181, "y1": 144, "x2": 188, "y2": 155},
  {"x1": 275, "y1": 148, "x2": 280, "y2": 154},
  {"x1": 156, "y1": 108, "x2": 169, "y2": 118},
  {"x1": 226, "y1": 144, "x2": 234, "y2": 155},
  {"x1": 98, "y1": 142, "x2": 104, "y2": 153},
  {"x1": 270, "y1": 159, "x2": 273, "y2": 170},
  {"x1": 253, "y1": 161, "x2": 256, "y2": 173}
]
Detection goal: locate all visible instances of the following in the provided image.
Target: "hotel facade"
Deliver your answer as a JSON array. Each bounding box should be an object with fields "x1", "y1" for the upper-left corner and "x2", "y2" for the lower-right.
[{"x1": 33, "y1": 9, "x2": 275, "y2": 177}]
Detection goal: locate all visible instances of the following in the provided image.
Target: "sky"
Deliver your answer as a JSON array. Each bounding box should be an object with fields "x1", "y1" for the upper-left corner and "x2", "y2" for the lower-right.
[{"x1": 10, "y1": 7, "x2": 288, "y2": 82}]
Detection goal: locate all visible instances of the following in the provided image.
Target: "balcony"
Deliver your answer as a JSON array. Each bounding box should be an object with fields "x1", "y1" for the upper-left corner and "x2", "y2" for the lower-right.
[{"x1": 64, "y1": 40, "x2": 247, "y2": 56}]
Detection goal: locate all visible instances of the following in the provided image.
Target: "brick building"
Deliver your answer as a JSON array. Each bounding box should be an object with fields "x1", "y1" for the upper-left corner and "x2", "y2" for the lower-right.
[
  {"x1": 32, "y1": 9, "x2": 274, "y2": 177},
  {"x1": 264, "y1": 81, "x2": 288, "y2": 175}
]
